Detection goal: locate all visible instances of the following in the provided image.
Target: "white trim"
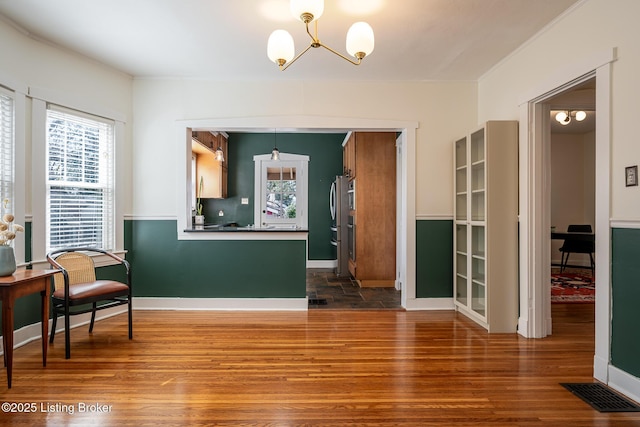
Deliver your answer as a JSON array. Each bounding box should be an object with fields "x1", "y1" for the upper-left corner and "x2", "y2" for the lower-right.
[
  {"x1": 608, "y1": 366, "x2": 640, "y2": 405},
  {"x1": 610, "y1": 219, "x2": 640, "y2": 229},
  {"x1": 307, "y1": 260, "x2": 335, "y2": 269},
  {"x1": 404, "y1": 297, "x2": 454, "y2": 311},
  {"x1": 180, "y1": 230, "x2": 309, "y2": 241},
  {"x1": 124, "y1": 214, "x2": 176, "y2": 221},
  {"x1": 174, "y1": 115, "x2": 419, "y2": 310},
  {"x1": 133, "y1": 297, "x2": 308, "y2": 311},
  {"x1": 416, "y1": 214, "x2": 453, "y2": 221},
  {"x1": 28, "y1": 86, "x2": 127, "y2": 123}
]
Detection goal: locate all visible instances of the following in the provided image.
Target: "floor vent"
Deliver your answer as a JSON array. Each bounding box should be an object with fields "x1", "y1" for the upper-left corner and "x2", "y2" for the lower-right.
[
  {"x1": 308, "y1": 298, "x2": 328, "y2": 305},
  {"x1": 561, "y1": 383, "x2": 640, "y2": 412}
]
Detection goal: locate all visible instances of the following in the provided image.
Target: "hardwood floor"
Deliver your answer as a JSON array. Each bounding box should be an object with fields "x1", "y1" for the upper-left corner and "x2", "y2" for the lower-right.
[{"x1": 1, "y1": 304, "x2": 639, "y2": 426}]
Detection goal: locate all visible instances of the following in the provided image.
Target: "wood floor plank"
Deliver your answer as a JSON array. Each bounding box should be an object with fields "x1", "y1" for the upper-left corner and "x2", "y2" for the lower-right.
[{"x1": 1, "y1": 304, "x2": 639, "y2": 425}]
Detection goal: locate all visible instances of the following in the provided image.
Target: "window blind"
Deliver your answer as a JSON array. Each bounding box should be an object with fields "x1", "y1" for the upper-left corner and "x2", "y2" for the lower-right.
[
  {"x1": 46, "y1": 106, "x2": 115, "y2": 251},
  {"x1": 0, "y1": 88, "x2": 14, "y2": 210}
]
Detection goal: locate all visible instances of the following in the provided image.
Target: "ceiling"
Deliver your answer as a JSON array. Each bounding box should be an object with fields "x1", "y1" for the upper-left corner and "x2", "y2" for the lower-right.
[{"x1": 0, "y1": 0, "x2": 581, "y2": 81}]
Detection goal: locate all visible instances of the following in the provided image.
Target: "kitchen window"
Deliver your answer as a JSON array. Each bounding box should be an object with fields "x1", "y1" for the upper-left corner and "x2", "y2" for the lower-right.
[{"x1": 45, "y1": 105, "x2": 115, "y2": 251}]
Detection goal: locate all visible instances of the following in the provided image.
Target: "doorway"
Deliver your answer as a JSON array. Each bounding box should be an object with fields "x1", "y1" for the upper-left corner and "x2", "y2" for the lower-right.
[
  {"x1": 519, "y1": 49, "x2": 614, "y2": 385},
  {"x1": 547, "y1": 79, "x2": 596, "y2": 323}
]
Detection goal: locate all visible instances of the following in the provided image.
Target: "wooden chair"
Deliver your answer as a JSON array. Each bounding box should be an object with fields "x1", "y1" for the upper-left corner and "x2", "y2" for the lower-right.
[
  {"x1": 559, "y1": 224, "x2": 595, "y2": 276},
  {"x1": 46, "y1": 248, "x2": 132, "y2": 359}
]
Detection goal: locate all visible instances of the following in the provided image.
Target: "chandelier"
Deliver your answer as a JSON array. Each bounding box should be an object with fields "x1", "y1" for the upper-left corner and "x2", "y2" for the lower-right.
[
  {"x1": 267, "y1": 0, "x2": 375, "y2": 71},
  {"x1": 554, "y1": 110, "x2": 587, "y2": 126}
]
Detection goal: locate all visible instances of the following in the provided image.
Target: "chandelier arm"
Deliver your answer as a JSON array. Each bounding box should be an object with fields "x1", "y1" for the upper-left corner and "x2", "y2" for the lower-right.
[
  {"x1": 305, "y1": 21, "x2": 320, "y2": 45},
  {"x1": 320, "y1": 43, "x2": 362, "y2": 66},
  {"x1": 280, "y1": 44, "x2": 315, "y2": 71}
]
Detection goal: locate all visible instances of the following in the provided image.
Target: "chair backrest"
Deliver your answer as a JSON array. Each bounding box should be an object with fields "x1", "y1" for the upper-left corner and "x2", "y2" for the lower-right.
[
  {"x1": 52, "y1": 252, "x2": 97, "y2": 291},
  {"x1": 567, "y1": 224, "x2": 592, "y2": 233}
]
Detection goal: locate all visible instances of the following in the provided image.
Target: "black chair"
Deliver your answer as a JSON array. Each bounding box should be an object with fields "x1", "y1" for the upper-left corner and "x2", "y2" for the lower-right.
[
  {"x1": 46, "y1": 248, "x2": 132, "y2": 359},
  {"x1": 559, "y1": 224, "x2": 595, "y2": 276}
]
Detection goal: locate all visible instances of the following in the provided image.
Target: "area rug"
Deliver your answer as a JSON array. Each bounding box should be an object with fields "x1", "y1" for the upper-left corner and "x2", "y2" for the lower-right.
[{"x1": 551, "y1": 272, "x2": 595, "y2": 303}]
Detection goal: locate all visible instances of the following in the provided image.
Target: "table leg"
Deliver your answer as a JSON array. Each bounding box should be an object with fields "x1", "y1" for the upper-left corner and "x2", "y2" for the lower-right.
[{"x1": 2, "y1": 296, "x2": 14, "y2": 388}]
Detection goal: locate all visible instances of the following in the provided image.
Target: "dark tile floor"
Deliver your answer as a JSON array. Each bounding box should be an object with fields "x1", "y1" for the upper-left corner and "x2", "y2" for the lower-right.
[{"x1": 306, "y1": 268, "x2": 402, "y2": 310}]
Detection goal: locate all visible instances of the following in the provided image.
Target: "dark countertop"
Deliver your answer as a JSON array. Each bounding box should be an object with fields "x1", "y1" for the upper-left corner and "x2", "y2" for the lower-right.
[{"x1": 185, "y1": 224, "x2": 308, "y2": 232}]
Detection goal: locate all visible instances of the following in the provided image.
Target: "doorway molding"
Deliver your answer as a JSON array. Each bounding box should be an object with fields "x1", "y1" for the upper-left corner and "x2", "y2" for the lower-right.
[
  {"x1": 175, "y1": 115, "x2": 418, "y2": 309},
  {"x1": 517, "y1": 49, "x2": 615, "y2": 385}
]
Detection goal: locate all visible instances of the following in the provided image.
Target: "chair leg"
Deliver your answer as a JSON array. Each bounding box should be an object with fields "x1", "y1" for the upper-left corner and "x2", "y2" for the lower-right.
[
  {"x1": 560, "y1": 252, "x2": 569, "y2": 272},
  {"x1": 589, "y1": 253, "x2": 595, "y2": 279},
  {"x1": 64, "y1": 310, "x2": 71, "y2": 360},
  {"x1": 49, "y1": 313, "x2": 58, "y2": 344},
  {"x1": 89, "y1": 303, "x2": 97, "y2": 333}
]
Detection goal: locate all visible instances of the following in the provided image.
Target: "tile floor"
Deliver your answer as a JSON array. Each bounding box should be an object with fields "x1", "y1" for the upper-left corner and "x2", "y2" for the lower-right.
[{"x1": 306, "y1": 268, "x2": 402, "y2": 310}]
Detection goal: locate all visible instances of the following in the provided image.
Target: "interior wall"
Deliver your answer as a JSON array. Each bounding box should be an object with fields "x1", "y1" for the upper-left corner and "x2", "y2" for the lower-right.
[
  {"x1": 478, "y1": 0, "x2": 640, "y2": 219},
  {"x1": 132, "y1": 79, "x2": 477, "y2": 219},
  {"x1": 550, "y1": 131, "x2": 596, "y2": 265}
]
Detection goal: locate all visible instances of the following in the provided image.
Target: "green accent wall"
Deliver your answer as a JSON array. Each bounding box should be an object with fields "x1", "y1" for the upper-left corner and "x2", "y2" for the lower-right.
[
  {"x1": 201, "y1": 132, "x2": 345, "y2": 261},
  {"x1": 611, "y1": 227, "x2": 640, "y2": 378},
  {"x1": 125, "y1": 219, "x2": 306, "y2": 298},
  {"x1": 416, "y1": 220, "x2": 453, "y2": 298}
]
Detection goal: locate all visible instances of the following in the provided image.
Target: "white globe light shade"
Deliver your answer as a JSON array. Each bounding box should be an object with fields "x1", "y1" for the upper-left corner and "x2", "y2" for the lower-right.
[
  {"x1": 267, "y1": 30, "x2": 295, "y2": 64},
  {"x1": 575, "y1": 110, "x2": 587, "y2": 121},
  {"x1": 346, "y1": 22, "x2": 375, "y2": 58},
  {"x1": 290, "y1": 0, "x2": 324, "y2": 22},
  {"x1": 555, "y1": 111, "x2": 568, "y2": 123}
]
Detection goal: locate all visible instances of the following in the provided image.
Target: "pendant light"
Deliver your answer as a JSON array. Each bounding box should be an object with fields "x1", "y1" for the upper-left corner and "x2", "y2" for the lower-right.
[{"x1": 271, "y1": 129, "x2": 280, "y2": 161}]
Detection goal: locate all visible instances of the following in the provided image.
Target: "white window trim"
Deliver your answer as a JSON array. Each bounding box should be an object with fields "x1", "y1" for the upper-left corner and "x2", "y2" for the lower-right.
[
  {"x1": 31, "y1": 97, "x2": 126, "y2": 266},
  {"x1": 0, "y1": 83, "x2": 26, "y2": 266},
  {"x1": 253, "y1": 153, "x2": 309, "y2": 230}
]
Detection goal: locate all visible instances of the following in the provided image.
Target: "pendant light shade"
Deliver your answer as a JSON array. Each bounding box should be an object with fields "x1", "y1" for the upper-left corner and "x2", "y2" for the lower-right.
[
  {"x1": 575, "y1": 110, "x2": 587, "y2": 121},
  {"x1": 290, "y1": 0, "x2": 324, "y2": 22},
  {"x1": 346, "y1": 22, "x2": 375, "y2": 59},
  {"x1": 267, "y1": 30, "x2": 295, "y2": 65},
  {"x1": 215, "y1": 146, "x2": 224, "y2": 162}
]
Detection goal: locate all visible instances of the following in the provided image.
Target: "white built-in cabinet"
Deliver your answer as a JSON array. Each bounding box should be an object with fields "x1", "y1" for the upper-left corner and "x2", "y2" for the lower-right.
[{"x1": 453, "y1": 121, "x2": 518, "y2": 333}]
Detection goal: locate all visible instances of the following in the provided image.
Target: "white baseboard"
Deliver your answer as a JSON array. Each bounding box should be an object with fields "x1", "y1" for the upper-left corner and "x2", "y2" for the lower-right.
[
  {"x1": 404, "y1": 297, "x2": 454, "y2": 311},
  {"x1": 0, "y1": 305, "x2": 127, "y2": 355},
  {"x1": 307, "y1": 260, "x2": 336, "y2": 269},
  {"x1": 608, "y1": 365, "x2": 640, "y2": 404},
  {"x1": 133, "y1": 297, "x2": 308, "y2": 311},
  {"x1": 593, "y1": 355, "x2": 609, "y2": 383}
]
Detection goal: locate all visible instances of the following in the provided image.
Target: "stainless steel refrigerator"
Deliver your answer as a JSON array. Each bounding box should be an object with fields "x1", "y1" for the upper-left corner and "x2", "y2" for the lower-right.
[{"x1": 330, "y1": 176, "x2": 350, "y2": 277}]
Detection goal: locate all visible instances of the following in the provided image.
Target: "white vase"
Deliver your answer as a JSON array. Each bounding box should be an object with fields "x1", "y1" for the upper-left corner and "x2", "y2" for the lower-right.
[{"x1": 0, "y1": 245, "x2": 16, "y2": 277}]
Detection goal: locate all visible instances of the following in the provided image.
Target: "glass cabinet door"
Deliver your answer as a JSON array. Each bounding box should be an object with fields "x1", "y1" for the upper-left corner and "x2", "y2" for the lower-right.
[
  {"x1": 455, "y1": 224, "x2": 468, "y2": 305},
  {"x1": 470, "y1": 129, "x2": 485, "y2": 222},
  {"x1": 471, "y1": 225, "x2": 486, "y2": 317},
  {"x1": 455, "y1": 137, "x2": 467, "y2": 221}
]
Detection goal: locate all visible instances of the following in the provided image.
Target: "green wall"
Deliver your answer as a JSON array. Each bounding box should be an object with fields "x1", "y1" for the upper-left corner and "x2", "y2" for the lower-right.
[
  {"x1": 201, "y1": 132, "x2": 345, "y2": 261},
  {"x1": 611, "y1": 227, "x2": 640, "y2": 378},
  {"x1": 416, "y1": 220, "x2": 453, "y2": 298},
  {"x1": 125, "y1": 220, "x2": 306, "y2": 298}
]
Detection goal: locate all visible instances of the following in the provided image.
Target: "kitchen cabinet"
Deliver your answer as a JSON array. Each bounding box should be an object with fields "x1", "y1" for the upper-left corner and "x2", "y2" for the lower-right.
[
  {"x1": 343, "y1": 133, "x2": 356, "y2": 178},
  {"x1": 453, "y1": 121, "x2": 518, "y2": 332},
  {"x1": 192, "y1": 131, "x2": 228, "y2": 199},
  {"x1": 345, "y1": 132, "x2": 396, "y2": 287}
]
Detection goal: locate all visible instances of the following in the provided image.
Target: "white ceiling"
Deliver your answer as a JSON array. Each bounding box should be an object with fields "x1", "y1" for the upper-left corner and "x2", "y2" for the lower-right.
[{"x1": 0, "y1": 0, "x2": 580, "y2": 81}]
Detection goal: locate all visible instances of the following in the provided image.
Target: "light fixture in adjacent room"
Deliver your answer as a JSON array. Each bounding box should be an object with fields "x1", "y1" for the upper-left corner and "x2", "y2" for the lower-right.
[
  {"x1": 271, "y1": 129, "x2": 280, "y2": 161},
  {"x1": 214, "y1": 143, "x2": 225, "y2": 162},
  {"x1": 555, "y1": 110, "x2": 588, "y2": 126},
  {"x1": 267, "y1": 0, "x2": 375, "y2": 71}
]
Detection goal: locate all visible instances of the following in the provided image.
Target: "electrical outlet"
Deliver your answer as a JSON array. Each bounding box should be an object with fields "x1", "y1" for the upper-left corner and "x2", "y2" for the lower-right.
[
  {"x1": 218, "y1": 210, "x2": 224, "y2": 216},
  {"x1": 241, "y1": 198, "x2": 249, "y2": 205}
]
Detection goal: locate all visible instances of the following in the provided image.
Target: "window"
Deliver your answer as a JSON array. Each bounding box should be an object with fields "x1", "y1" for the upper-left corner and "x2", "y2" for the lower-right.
[
  {"x1": 0, "y1": 87, "x2": 14, "y2": 209},
  {"x1": 46, "y1": 106, "x2": 115, "y2": 251},
  {"x1": 254, "y1": 153, "x2": 308, "y2": 229}
]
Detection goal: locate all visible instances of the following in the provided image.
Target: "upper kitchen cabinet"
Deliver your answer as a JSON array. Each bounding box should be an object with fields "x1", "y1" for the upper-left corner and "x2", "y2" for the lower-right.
[
  {"x1": 343, "y1": 133, "x2": 357, "y2": 179},
  {"x1": 345, "y1": 132, "x2": 397, "y2": 287},
  {"x1": 192, "y1": 131, "x2": 228, "y2": 199}
]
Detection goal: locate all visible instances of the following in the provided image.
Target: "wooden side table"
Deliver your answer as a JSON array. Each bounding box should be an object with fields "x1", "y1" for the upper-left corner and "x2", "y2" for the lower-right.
[{"x1": 0, "y1": 269, "x2": 57, "y2": 388}]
